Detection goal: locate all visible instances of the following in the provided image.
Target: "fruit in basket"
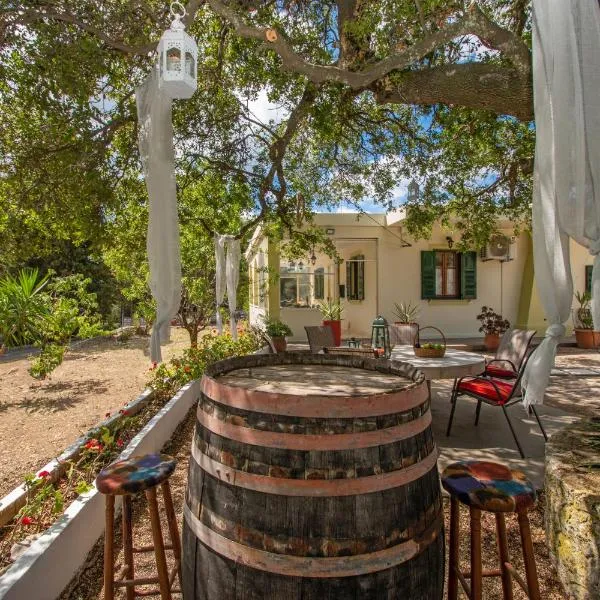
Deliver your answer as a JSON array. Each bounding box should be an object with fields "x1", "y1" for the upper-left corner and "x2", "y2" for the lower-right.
[{"x1": 421, "y1": 343, "x2": 443, "y2": 350}]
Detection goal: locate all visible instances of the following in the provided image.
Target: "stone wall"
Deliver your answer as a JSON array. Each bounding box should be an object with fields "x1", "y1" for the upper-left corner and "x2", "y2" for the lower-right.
[{"x1": 545, "y1": 418, "x2": 600, "y2": 600}]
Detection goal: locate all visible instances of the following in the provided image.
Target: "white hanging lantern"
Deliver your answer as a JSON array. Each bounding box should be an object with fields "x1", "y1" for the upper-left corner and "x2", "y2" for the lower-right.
[{"x1": 157, "y1": 2, "x2": 198, "y2": 99}]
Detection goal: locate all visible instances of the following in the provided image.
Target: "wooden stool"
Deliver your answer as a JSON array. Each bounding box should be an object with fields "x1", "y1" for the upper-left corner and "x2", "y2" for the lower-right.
[
  {"x1": 97, "y1": 453, "x2": 182, "y2": 599},
  {"x1": 441, "y1": 460, "x2": 541, "y2": 600}
]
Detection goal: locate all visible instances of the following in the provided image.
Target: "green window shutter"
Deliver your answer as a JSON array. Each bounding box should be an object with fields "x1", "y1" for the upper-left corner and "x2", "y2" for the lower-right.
[
  {"x1": 421, "y1": 251, "x2": 436, "y2": 299},
  {"x1": 586, "y1": 265, "x2": 593, "y2": 295},
  {"x1": 461, "y1": 251, "x2": 477, "y2": 299},
  {"x1": 356, "y1": 254, "x2": 365, "y2": 300},
  {"x1": 346, "y1": 260, "x2": 354, "y2": 300}
]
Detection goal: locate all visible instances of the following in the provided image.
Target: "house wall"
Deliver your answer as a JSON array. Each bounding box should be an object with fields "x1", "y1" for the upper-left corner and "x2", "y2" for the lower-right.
[{"x1": 248, "y1": 214, "x2": 595, "y2": 341}]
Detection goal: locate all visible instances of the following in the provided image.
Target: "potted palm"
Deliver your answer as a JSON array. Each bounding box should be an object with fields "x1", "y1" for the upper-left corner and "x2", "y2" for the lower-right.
[
  {"x1": 573, "y1": 291, "x2": 600, "y2": 349},
  {"x1": 263, "y1": 315, "x2": 293, "y2": 353},
  {"x1": 476, "y1": 306, "x2": 510, "y2": 351},
  {"x1": 392, "y1": 301, "x2": 420, "y2": 344},
  {"x1": 318, "y1": 300, "x2": 343, "y2": 346}
]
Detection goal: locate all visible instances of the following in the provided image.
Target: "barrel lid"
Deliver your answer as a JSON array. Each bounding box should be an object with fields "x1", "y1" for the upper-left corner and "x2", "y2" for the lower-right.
[{"x1": 215, "y1": 363, "x2": 409, "y2": 396}]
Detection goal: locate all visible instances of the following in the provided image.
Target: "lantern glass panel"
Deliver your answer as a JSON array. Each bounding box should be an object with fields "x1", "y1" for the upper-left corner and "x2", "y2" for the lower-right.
[
  {"x1": 166, "y1": 47, "x2": 181, "y2": 71},
  {"x1": 185, "y1": 52, "x2": 195, "y2": 77}
]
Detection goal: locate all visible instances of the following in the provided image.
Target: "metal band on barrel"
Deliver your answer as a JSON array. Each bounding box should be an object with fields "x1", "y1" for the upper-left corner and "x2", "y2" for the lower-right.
[
  {"x1": 200, "y1": 374, "x2": 428, "y2": 418},
  {"x1": 196, "y1": 405, "x2": 432, "y2": 450},
  {"x1": 191, "y1": 442, "x2": 438, "y2": 496},
  {"x1": 183, "y1": 502, "x2": 442, "y2": 578}
]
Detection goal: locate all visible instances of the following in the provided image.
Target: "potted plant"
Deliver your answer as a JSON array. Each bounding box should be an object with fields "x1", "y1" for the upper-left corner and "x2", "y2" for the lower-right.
[
  {"x1": 572, "y1": 291, "x2": 600, "y2": 349},
  {"x1": 318, "y1": 300, "x2": 343, "y2": 346},
  {"x1": 392, "y1": 301, "x2": 420, "y2": 344},
  {"x1": 476, "y1": 306, "x2": 510, "y2": 351},
  {"x1": 263, "y1": 315, "x2": 293, "y2": 353}
]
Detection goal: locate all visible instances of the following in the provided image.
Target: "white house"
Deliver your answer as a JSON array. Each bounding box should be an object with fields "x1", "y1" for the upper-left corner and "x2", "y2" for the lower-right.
[{"x1": 247, "y1": 213, "x2": 594, "y2": 342}]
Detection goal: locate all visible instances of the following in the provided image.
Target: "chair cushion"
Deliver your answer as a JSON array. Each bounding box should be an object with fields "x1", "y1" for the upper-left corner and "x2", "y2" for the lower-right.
[
  {"x1": 96, "y1": 453, "x2": 176, "y2": 495},
  {"x1": 458, "y1": 378, "x2": 515, "y2": 405},
  {"x1": 441, "y1": 460, "x2": 536, "y2": 513},
  {"x1": 484, "y1": 365, "x2": 517, "y2": 379}
]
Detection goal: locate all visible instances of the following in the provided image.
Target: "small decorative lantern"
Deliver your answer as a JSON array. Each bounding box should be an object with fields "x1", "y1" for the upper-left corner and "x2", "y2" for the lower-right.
[
  {"x1": 407, "y1": 179, "x2": 420, "y2": 203},
  {"x1": 370, "y1": 316, "x2": 391, "y2": 357},
  {"x1": 157, "y1": 2, "x2": 198, "y2": 99}
]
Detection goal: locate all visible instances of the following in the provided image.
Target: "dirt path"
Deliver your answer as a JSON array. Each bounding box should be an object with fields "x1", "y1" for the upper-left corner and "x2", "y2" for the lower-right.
[{"x1": 0, "y1": 329, "x2": 190, "y2": 497}]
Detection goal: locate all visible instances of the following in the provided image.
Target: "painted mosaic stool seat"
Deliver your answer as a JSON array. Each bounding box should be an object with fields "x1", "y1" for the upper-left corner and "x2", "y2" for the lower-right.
[
  {"x1": 97, "y1": 454, "x2": 181, "y2": 600},
  {"x1": 442, "y1": 460, "x2": 541, "y2": 600}
]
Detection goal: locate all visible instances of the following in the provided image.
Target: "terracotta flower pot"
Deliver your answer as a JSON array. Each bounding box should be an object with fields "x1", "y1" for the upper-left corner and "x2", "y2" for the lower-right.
[
  {"x1": 484, "y1": 333, "x2": 500, "y2": 351},
  {"x1": 323, "y1": 320, "x2": 342, "y2": 346},
  {"x1": 271, "y1": 336, "x2": 287, "y2": 353},
  {"x1": 574, "y1": 329, "x2": 600, "y2": 350}
]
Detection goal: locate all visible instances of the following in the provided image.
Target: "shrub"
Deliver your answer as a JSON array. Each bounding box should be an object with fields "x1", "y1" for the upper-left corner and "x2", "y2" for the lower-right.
[
  {"x1": 149, "y1": 327, "x2": 262, "y2": 397},
  {"x1": 262, "y1": 315, "x2": 293, "y2": 338},
  {"x1": 476, "y1": 306, "x2": 510, "y2": 336}
]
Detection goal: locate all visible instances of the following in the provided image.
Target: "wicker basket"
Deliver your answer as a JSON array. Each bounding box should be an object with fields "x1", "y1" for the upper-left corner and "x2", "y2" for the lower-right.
[{"x1": 413, "y1": 326, "x2": 447, "y2": 358}]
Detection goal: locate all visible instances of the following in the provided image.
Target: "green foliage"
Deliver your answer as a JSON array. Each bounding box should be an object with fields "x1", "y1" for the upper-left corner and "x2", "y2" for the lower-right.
[
  {"x1": 476, "y1": 306, "x2": 510, "y2": 336},
  {"x1": 28, "y1": 344, "x2": 66, "y2": 380},
  {"x1": 574, "y1": 291, "x2": 593, "y2": 329},
  {"x1": 150, "y1": 327, "x2": 262, "y2": 398},
  {"x1": 262, "y1": 315, "x2": 293, "y2": 338}
]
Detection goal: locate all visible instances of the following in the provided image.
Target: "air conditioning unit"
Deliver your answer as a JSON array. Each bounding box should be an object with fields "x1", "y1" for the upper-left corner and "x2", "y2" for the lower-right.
[{"x1": 480, "y1": 234, "x2": 516, "y2": 262}]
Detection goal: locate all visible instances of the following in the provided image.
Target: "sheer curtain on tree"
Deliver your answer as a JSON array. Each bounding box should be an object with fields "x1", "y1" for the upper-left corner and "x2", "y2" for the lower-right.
[
  {"x1": 522, "y1": 0, "x2": 600, "y2": 406},
  {"x1": 136, "y1": 69, "x2": 182, "y2": 363}
]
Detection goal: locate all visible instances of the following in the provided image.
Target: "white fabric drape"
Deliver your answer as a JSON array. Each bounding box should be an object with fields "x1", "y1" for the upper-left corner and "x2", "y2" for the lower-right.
[
  {"x1": 522, "y1": 0, "x2": 600, "y2": 406},
  {"x1": 136, "y1": 68, "x2": 182, "y2": 363},
  {"x1": 226, "y1": 238, "x2": 241, "y2": 339},
  {"x1": 214, "y1": 234, "x2": 227, "y2": 334}
]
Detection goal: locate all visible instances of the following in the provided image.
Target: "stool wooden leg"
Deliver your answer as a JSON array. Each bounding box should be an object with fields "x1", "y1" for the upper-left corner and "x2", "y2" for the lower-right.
[
  {"x1": 146, "y1": 487, "x2": 172, "y2": 600},
  {"x1": 122, "y1": 495, "x2": 135, "y2": 600},
  {"x1": 448, "y1": 497, "x2": 460, "y2": 600},
  {"x1": 495, "y1": 513, "x2": 514, "y2": 600},
  {"x1": 470, "y1": 507, "x2": 483, "y2": 600},
  {"x1": 103, "y1": 495, "x2": 115, "y2": 600},
  {"x1": 518, "y1": 511, "x2": 541, "y2": 600},
  {"x1": 161, "y1": 481, "x2": 182, "y2": 586}
]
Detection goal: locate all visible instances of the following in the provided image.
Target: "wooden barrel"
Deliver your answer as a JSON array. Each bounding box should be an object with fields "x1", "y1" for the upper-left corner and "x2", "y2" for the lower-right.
[{"x1": 182, "y1": 353, "x2": 444, "y2": 599}]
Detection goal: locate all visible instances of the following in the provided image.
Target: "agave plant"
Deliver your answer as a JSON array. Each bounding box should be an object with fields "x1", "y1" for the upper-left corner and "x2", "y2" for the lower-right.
[
  {"x1": 392, "y1": 302, "x2": 420, "y2": 323},
  {"x1": 318, "y1": 299, "x2": 343, "y2": 320},
  {"x1": 0, "y1": 268, "x2": 50, "y2": 347}
]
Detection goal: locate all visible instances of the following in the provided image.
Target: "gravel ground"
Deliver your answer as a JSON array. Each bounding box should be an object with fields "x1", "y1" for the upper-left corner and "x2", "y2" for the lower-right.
[
  {"x1": 0, "y1": 330, "x2": 189, "y2": 498},
  {"x1": 61, "y1": 409, "x2": 566, "y2": 600}
]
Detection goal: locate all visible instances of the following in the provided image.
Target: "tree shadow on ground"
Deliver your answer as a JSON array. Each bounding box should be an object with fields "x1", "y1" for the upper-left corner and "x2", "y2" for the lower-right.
[{"x1": 12, "y1": 379, "x2": 110, "y2": 414}]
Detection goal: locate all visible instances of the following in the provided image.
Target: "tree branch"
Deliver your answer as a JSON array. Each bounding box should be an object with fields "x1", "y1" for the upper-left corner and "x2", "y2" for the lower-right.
[
  {"x1": 206, "y1": 1, "x2": 530, "y2": 90},
  {"x1": 373, "y1": 62, "x2": 534, "y2": 121}
]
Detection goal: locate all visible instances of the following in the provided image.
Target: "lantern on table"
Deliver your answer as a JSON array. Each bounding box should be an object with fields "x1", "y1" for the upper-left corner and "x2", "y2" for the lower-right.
[
  {"x1": 370, "y1": 316, "x2": 390, "y2": 357},
  {"x1": 157, "y1": 2, "x2": 198, "y2": 99}
]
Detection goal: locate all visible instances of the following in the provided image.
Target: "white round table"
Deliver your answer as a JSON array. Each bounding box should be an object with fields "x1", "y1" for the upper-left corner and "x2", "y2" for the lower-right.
[{"x1": 390, "y1": 345, "x2": 486, "y2": 381}]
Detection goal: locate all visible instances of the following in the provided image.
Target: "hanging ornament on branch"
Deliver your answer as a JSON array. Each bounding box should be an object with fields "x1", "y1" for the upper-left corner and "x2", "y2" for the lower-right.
[{"x1": 136, "y1": 2, "x2": 198, "y2": 363}]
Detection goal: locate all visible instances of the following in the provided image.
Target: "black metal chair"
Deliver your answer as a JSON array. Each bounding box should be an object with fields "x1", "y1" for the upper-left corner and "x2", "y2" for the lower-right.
[
  {"x1": 484, "y1": 328, "x2": 536, "y2": 379},
  {"x1": 446, "y1": 351, "x2": 548, "y2": 458}
]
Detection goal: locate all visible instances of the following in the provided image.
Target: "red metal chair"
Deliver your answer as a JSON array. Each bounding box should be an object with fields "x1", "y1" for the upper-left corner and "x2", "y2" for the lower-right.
[
  {"x1": 484, "y1": 328, "x2": 536, "y2": 379},
  {"x1": 446, "y1": 351, "x2": 548, "y2": 458}
]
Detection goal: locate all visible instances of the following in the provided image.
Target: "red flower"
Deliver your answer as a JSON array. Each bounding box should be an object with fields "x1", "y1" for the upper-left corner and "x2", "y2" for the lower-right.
[
  {"x1": 116, "y1": 439, "x2": 124, "y2": 448},
  {"x1": 37, "y1": 470, "x2": 51, "y2": 479},
  {"x1": 85, "y1": 439, "x2": 103, "y2": 452},
  {"x1": 184, "y1": 366, "x2": 191, "y2": 373},
  {"x1": 20, "y1": 516, "x2": 33, "y2": 526}
]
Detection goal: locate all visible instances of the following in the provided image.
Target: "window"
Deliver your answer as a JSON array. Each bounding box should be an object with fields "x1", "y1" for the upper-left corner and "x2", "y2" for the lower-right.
[
  {"x1": 421, "y1": 251, "x2": 477, "y2": 300},
  {"x1": 346, "y1": 254, "x2": 365, "y2": 300},
  {"x1": 314, "y1": 268, "x2": 325, "y2": 300},
  {"x1": 586, "y1": 265, "x2": 593, "y2": 295},
  {"x1": 279, "y1": 266, "x2": 334, "y2": 307}
]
